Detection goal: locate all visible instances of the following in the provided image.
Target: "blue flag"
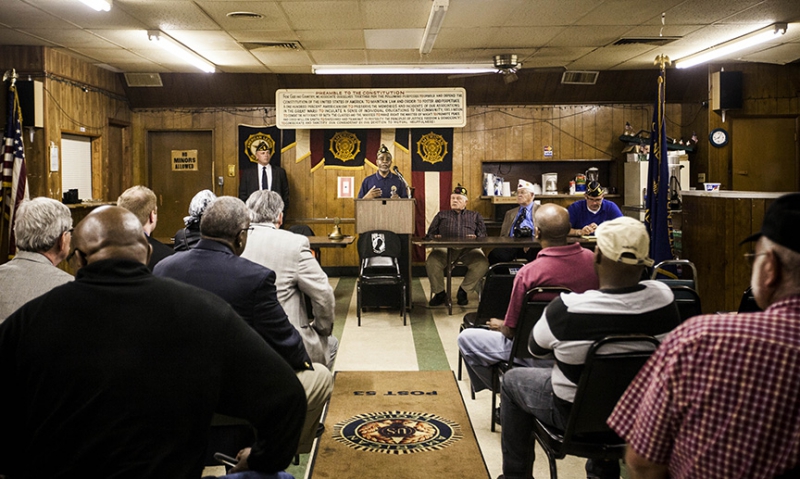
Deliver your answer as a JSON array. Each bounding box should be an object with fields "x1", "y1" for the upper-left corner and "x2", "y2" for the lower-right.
[{"x1": 645, "y1": 67, "x2": 673, "y2": 265}]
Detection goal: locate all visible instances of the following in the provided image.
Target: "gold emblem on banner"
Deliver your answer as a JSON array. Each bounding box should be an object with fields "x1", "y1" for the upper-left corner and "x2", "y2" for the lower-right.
[
  {"x1": 244, "y1": 133, "x2": 275, "y2": 163},
  {"x1": 329, "y1": 131, "x2": 361, "y2": 162},
  {"x1": 416, "y1": 132, "x2": 448, "y2": 165}
]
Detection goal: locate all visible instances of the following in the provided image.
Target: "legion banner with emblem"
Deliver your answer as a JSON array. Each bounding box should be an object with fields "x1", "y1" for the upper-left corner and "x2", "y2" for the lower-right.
[
  {"x1": 238, "y1": 125, "x2": 285, "y2": 172},
  {"x1": 309, "y1": 129, "x2": 381, "y2": 171},
  {"x1": 410, "y1": 128, "x2": 453, "y2": 261}
]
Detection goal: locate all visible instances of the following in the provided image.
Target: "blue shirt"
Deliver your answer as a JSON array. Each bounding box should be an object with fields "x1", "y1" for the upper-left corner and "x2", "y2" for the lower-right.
[
  {"x1": 567, "y1": 199, "x2": 623, "y2": 230},
  {"x1": 357, "y1": 172, "x2": 408, "y2": 199},
  {"x1": 509, "y1": 203, "x2": 535, "y2": 237}
]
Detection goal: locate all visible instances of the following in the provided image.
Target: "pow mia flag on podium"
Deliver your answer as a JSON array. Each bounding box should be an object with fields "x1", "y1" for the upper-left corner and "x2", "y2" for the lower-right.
[{"x1": 410, "y1": 128, "x2": 453, "y2": 261}]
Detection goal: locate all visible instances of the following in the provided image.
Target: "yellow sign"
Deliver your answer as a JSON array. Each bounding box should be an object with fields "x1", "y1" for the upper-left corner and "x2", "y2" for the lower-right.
[{"x1": 172, "y1": 150, "x2": 198, "y2": 171}]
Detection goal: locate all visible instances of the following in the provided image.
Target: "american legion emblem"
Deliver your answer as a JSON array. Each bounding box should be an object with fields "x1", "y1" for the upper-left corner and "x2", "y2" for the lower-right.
[
  {"x1": 244, "y1": 133, "x2": 275, "y2": 164},
  {"x1": 416, "y1": 132, "x2": 448, "y2": 165},
  {"x1": 329, "y1": 131, "x2": 361, "y2": 162},
  {"x1": 333, "y1": 411, "x2": 462, "y2": 454}
]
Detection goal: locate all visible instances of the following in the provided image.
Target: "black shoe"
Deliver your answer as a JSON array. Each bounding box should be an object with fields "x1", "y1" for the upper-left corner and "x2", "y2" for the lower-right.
[
  {"x1": 457, "y1": 287, "x2": 469, "y2": 306},
  {"x1": 429, "y1": 291, "x2": 447, "y2": 307},
  {"x1": 494, "y1": 406, "x2": 502, "y2": 426}
]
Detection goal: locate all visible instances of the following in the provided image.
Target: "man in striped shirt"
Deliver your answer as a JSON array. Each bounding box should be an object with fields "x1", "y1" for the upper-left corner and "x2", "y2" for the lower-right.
[
  {"x1": 499, "y1": 216, "x2": 680, "y2": 479},
  {"x1": 609, "y1": 193, "x2": 800, "y2": 479}
]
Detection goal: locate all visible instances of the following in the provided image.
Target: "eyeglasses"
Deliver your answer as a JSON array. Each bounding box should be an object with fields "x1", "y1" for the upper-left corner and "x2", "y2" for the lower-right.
[
  {"x1": 240, "y1": 226, "x2": 254, "y2": 235},
  {"x1": 744, "y1": 252, "x2": 769, "y2": 267}
]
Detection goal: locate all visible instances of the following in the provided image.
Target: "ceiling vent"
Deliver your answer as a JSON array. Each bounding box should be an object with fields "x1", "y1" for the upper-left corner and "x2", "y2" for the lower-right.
[
  {"x1": 561, "y1": 71, "x2": 599, "y2": 85},
  {"x1": 613, "y1": 37, "x2": 679, "y2": 46},
  {"x1": 241, "y1": 42, "x2": 302, "y2": 51},
  {"x1": 124, "y1": 73, "x2": 163, "y2": 87},
  {"x1": 227, "y1": 11, "x2": 264, "y2": 19}
]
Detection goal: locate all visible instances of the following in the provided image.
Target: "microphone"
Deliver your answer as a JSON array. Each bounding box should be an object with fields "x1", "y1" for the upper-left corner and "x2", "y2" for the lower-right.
[{"x1": 393, "y1": 166, "x2": 411, "y2": 198}]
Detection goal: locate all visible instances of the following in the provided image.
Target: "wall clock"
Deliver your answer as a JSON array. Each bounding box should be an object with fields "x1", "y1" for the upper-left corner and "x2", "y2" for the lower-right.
[{"x1": 709, "y1": 128, "x2": 729, "y2": 148}]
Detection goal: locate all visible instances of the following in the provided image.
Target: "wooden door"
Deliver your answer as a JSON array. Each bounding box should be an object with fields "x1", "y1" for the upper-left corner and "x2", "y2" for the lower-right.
[
  {"x1": 106, "y1": 122, "x2": 130, "y2": 201},
  {"x1": 732, "y1": 117, "x2": 798, "y2": 191},
  {"x1": 147, "y1": 131, "x2": 214, "y2": 243}
]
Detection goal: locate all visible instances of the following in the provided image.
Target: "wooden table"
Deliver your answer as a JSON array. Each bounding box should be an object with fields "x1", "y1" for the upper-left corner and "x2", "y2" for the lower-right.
[
  {"x1": 307, "y1": 236, "x2": 355, "y2": 248},
  {"x1": 413, "y1": 236, "x2": 594, "y2": 314}
]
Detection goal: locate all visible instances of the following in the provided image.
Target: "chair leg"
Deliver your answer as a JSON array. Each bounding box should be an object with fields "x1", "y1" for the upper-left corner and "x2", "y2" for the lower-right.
[
  {"x1": 490, "y1": 369, "x2": 498, "y2": 432},
  {"x1": 357, "y1": 283, "x2": 362, "y2": 327},
  {"x1": 401, "y1": 284, "x2": 407, "y2": 326},
  {"x1": 457, "y1": 351, "x2": 463, "y2": 380},
  {"x1": 547, "y1": 453, "x2": 558, "y2": 479}
]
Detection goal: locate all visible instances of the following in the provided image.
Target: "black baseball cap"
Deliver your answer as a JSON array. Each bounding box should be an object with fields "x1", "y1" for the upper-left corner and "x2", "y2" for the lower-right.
[{"x1": 741, "y1": 193, "x2": 800, "y2": 254}]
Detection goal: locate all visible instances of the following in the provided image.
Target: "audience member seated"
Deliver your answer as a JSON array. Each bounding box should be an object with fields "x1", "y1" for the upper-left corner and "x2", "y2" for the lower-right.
[
  {"x1": 0, "y1": 197, "x2": 74, "y2": 322},
  {"x1": 500, "y1": 216, "x2": 680, "y2": 479},
  {"x1": 153, "y1": 196, "x2": 332, "y2": 454},
  {"x1": 0, "y1": 206, "x2": 305, "y2": 478},
  {"x1": 242, "y1": 190, "x2": 338, "y2": 369},
  {"x1": 117, "y1": 185, "x2": 174, "y2": 270},
  {"x1": 488, "y1": 179, "x2": 539, "y2": 264},
  {"x1": 567, "y1": 181, "x2": 622, "y2": 237},
  {"x1": 458, "y1": 204, "x2": 598, "y2": 393},
  {"x1": 609, "y1": 193, "x2": 800, "y2": 479},
  {"x1": 426, "y1": 185, "x2": 489, "y2": 307},
  {"x1": 174, "y1": 189, "x2": 216, "y2": 251}
]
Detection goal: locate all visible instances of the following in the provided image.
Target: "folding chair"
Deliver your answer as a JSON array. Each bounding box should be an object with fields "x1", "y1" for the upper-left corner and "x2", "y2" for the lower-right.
[
  {"x1": 356, "y1": 230, "x2": 407, "y2": 326},
  {"x1": 651, "y1": 259, "x2": 699, "y2": 294},
  {"x1": 670, "y1": 285, "x2": 702, "y2": 322}
]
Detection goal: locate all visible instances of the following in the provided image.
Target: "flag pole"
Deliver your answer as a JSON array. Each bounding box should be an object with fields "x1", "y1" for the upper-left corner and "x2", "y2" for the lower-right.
[{"x1": 0, "y1": 69, "x2": 19, "y2": 256}]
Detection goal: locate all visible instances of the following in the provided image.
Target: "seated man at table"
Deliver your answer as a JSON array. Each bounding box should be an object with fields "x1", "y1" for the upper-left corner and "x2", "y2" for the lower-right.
[
  {"x1": 426, "y1": 185, "x2": 489, "y2": 307},
  {"x1": 488, "y1": 179, "x2": 538, "y2": 264},
  {"x1": 567, "y1": 181, "x2": 622, "y2": 236},
  {"x1": 458, "y1": 203, "x2": 598, "y2": 393}
]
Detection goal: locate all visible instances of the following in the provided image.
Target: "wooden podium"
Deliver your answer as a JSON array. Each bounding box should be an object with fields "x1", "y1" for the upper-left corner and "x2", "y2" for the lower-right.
[{"x1": 355, "y1": 199, "x2": 415, "y2": 309}]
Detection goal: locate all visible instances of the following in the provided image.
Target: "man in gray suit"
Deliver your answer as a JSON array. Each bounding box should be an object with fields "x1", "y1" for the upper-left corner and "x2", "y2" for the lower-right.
[
  {"x1": 0, "y1": 197, "x2": 73, "y2": 322},
  {"x1": 243, "y1": 190, "x2": 338, "y2": 369}
]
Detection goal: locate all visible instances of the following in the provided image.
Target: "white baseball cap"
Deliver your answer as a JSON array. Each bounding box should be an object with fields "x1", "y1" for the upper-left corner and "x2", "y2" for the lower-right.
[
  {"x1": 595, "y1": 216, "x2": 654, "y2": 266},
  {"x1": 517, "y1": 179, "x2": 535, "y2": 193}
]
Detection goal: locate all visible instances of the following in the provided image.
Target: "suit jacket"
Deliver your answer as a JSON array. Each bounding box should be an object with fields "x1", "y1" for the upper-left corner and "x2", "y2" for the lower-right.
[
  {"x1": 500, "y1": 203, "x2": 539, "y2": 237},
  {"x1": 242, "y1": 224, "x2": 335, "y2": 368},
  {"x1": 238, "y1": 163, "x2": 290, "y2": 211},
  {"x1": 0, "y1": 251, "x2": 73, "y2": 322},
  {"x1": 147, "y1": 235, "x2": 174, "y2": 271},
  {"x1": 153, "y1": 239, "x2": 312, "y2": 370}
]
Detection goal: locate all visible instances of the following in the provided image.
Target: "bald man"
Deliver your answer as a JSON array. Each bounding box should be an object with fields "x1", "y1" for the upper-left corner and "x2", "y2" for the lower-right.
[
  {"x1": 457, "y1": 204, "x2": 599, "y2": 394},
  {"x1": 0, "y1": 206, "x2": 305, "y2": 478}
]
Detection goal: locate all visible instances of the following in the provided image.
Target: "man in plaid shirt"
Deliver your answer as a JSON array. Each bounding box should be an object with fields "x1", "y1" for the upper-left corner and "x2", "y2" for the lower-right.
[{"x1": 609, "y1": 192, "x2": 800, "y2": 479}]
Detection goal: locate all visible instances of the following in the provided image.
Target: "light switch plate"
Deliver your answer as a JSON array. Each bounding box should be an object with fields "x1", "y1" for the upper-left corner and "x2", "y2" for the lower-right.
[
  {"x1": 698, "y1": 173, "x2": 706, "y2": 183},
  {"x1": 227, "y1": 164, "x2": 236, "y2": 177}
]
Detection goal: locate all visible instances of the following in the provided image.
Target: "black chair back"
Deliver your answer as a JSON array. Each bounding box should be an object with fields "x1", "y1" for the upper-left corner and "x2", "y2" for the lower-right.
[
  {"x1": 670, "y1": 285, "x2": 702, "y2": 322},
  {"x1": 357, "y1": 230, "x2": 402, "y2": 259},
  {"x1": 738, "y1": 286, "x2": 762, "y2": 313},
  {"x1": 651, "y1": 259, "x2": 699, "y2": 293},
  {"x1": 467, "y1": 262, "x2": 522, "y2": 327},
  {"x1": 564, "y1": 335, "x2": 660, "y2": 443},
  {"x1": 513, "y1": 286, "x2": 572, "y2": 362}
]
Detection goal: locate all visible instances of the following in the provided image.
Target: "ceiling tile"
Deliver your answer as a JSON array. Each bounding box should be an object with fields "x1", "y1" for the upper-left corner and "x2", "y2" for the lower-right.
[
  {"x1": 505, "y1": 0, "x2": 604, "y2": 27},
  {"x1": 0, "y1": 27, "x2": 58, "y2": 46},
  {"x1": 294, "y1": 29, "x2": 364, "y2": 49},
  {"x1": 20, "y1": 29, "x2": 121, "y2": 48},
  {"x1": 26, "y1": 0, "x2": 147, "y2": 29},
  {"x1": 441, "y1": 0, "x2": 527, "y2": 28},
  {"x1": 166, "y1": 30, "x2": 244, "y2": 51},
  {"x1": 281, "y1": 2, "x2": 362, "y2": 30},
  {"x1": 361, "y1": 0, "x2": 430, "y2": 29},
  {"x1": 364, "y1": 29, "x2": 423, "y2": 49},
  {"x1": 114, "y1": 1, "x2": 220, "y2": 31},
  {"x1": 307, "y1": 49, "x2": 367, "y2": 64},
  {"x1": 195, "y1": 1, "x2": 291, "y2": 31}
]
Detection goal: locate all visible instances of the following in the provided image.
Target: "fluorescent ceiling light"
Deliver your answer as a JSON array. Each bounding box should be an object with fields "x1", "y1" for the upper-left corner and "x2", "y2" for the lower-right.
[
  {"x1": 420, "y1": 0, "x2": 449, "y2": 55},
  {"x1": 675, "y1": 23, "x2": 788, "y2": 69},
  {"x1": 313, "y1": 64, "x2": 496, "y2": 75},
  {"x1": 79, "y1": 0, "x2": 112, "y2": 12},
  {"x1": 147, "y1": 30, "x2": 216, "y2": 73}
]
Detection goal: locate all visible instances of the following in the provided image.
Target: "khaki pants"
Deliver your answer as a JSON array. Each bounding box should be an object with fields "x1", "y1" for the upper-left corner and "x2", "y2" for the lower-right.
[
  {"x1": 425, "y1": 247, "x2": 489, "y2": 295},
  {"x1": 295, "y1": 363, "x2": 334, "y2": 454}
]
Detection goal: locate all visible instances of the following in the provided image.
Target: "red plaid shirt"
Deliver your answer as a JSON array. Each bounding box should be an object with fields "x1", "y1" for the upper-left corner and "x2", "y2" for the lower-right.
[{"x1": 608, "y1": 295, "x2": 800, "y2": 478}]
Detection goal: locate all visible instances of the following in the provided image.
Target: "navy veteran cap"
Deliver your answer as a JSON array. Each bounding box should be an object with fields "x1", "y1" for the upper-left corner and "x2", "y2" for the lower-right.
[
  {"x1": 741, "y1": 193, "x2": 800, "y2": 254},
  {"x1": 453, "y1": 184, "x2": 468, "y2": 196}
]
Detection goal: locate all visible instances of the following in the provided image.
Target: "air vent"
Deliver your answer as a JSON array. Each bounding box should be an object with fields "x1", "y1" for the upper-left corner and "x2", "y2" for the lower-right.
[
  {"x1": 561, "y1": 71, "x2": 599, "y2": 85},
  {"x1": 613, "y1": 37, "x2": 679, "y2": 46},
  {"x1": 227, "y1": 11, "x2": 264, "y2": 19},
  {"x1": 124, "y1": 73, "x2": 163, "y2": 87},
  {"x1": 240, "y1": 42, "x2": 302, "y2": 51}
]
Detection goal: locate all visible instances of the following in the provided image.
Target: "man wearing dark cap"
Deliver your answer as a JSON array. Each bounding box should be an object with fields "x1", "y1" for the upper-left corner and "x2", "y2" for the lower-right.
[
  {"x1": 609, "y1": 192, "x2": 800, "y2": 479},
  {"x1": 425, "y1": 185, "x2": 489, "y2": 306},
  {"x1": 238, "y1": 140, "x2": 291, "y2": 213},
  {"x1": 0, "y1": 206, "x2": 305, "y2": 478},
  {"x1": 358, "y1": 144, "x2": 409, "y2": 199},
  {"x1": 566, "y1": 180, "x2": 622, "y2": 236}
]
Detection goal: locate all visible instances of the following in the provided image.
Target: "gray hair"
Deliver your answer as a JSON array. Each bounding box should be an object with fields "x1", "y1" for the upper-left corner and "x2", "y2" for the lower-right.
[
  {"x1": 200, "y1": 196, "x2": 249, "y2": 240},
  {"x1": 117, "y1": 185, "x2": 156, "y2": 226},
  {"x1": 14, "y1": 197, "x2": 73, "y2": 253},
  {"x1": 185, "y1": 189, "x2": 216, "y2": 226},
  {"x1": 247, "y1": 190, "x2": 284, "y2": 223}
]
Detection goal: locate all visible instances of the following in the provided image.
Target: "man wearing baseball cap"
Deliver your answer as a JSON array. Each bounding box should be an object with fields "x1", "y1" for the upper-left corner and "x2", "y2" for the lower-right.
[
  {"x1": 426, "y1": 185, "x2": 489, "y2": 307},
  {"x1": 488, "y1": 179, "x2": 539, "y2": 264},
  {"x1": 567, "y1": 181, "x2": 622, "y2": 236},
  {"x1": 609, "y1": 193, "x2": 800, "y2": 479},
  {"x1": 500, "y1": 216, "x2": 680, "y2": 479}
]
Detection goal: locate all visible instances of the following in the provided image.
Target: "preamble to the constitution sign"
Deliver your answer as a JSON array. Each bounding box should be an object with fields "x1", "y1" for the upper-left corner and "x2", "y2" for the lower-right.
[{"x1": 276, "y1": 88, "x2": 466, "y2": 129}]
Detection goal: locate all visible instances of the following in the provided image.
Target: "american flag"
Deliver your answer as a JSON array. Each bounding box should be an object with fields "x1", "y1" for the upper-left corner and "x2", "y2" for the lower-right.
[{"x1": 2, "y1": 83, "x2": 29, "y2": 257}]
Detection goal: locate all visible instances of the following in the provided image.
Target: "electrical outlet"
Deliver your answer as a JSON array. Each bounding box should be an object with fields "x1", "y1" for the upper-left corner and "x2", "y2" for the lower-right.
[{"x1": 698, "y1": 173, "x2": 706, "y2": 183}]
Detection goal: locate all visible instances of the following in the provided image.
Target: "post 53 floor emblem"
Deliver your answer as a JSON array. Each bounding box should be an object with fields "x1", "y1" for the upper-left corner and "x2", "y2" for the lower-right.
[{"x1": 332, "y1": 411, "x2": 462, "y2": 454}]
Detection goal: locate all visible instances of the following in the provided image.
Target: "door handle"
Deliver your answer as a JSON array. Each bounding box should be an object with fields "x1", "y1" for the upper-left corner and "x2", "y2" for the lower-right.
[{"x1": 736, "y1": 170, "x2": 749, "y2": 176}]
